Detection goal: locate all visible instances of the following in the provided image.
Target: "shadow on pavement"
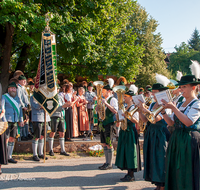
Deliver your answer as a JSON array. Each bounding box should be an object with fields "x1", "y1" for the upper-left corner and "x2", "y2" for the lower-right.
[
  {"x1": 2, "y1": 163, "x2": 119, "y2": 174},
  {"x1": 0, "y1": 172, "x2": 129, "y2": 189}
]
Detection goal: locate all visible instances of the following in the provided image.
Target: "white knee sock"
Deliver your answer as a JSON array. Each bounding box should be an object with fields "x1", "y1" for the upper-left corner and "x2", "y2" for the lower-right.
[
  {"x1": 32, "y1": 140, "x2": 38, "y2": 156},
  {"x1": 7, "y1": 142, "x2": 14, "y2": 159},
  {"x1": 38, "y1": 139, "x2": 44, "y2": 156},
  {"x1": 48, "y1": 137, "x2": 54, "y2": 152},
  {"x1": 59, "y1": 138, "x2": 65, "y2": 152}
]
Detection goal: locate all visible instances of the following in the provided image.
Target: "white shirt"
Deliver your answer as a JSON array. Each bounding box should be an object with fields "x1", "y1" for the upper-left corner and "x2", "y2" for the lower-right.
[
  {"x1": 65, "y1": 93, "x2": 72, "y2": 102},
  {"x1": 106, "y1": 95, "x2": 118, "y2": 111},
  {"x1": 171, "y1": 98, "x2": 200, "y2": 123}
]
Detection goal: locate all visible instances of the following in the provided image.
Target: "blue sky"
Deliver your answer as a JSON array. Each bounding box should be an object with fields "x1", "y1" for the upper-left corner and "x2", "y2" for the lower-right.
[{"x1": 137, "y1": 0, "x2": 200, "y2": 53}]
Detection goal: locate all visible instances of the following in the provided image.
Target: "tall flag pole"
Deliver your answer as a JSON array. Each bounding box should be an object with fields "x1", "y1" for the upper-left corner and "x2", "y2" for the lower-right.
[{"x1": 33, "y1": 13, "x2": 59, "y2": 162}]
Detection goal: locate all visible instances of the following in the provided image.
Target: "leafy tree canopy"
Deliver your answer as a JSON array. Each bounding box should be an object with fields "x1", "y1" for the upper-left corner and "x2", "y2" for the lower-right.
[{"x1": 0, "y1": 0, "x2": 170, "y2": 91}]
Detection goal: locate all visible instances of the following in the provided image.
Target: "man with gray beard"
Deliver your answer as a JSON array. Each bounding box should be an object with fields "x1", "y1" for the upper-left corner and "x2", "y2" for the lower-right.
[{"x1": 1, "y1": 82, "x2": 24, "y2": 163}]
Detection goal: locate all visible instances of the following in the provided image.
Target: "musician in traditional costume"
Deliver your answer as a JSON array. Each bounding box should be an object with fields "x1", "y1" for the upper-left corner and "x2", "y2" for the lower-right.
[
  {"x1": 30, "y1": 95, "x2": 50, "y2": 161},
  {"x1": 114, "y1": 77, "x2": 127, "y2": 139},
  {"x1": 85, "y1": 82, "x2": 97, "y2": 136},
  {"x1": 2, "y1": 82, "x2": 24, "y2": 163},
  {"x1": 17, "y1": 75, "x2": 30, "y2": 141},
  {"x1": 138, "y1": 75, "x2": 171, "y2": 190},
  {"x1": 49, "y1": 85, "x2": 70, "y2": 156},
  {"x1": 161, "y1": 61, "x2": 200, "y2": 190},
  {"x1": 97, "y1": 78, "x2": 118, "y2": 170},
  {"x1": 115, "y1": 85, "x2": 141, "y2": 182},
  {"x1": 0, "y1": 108, "x2": 7, "y2": 174}
]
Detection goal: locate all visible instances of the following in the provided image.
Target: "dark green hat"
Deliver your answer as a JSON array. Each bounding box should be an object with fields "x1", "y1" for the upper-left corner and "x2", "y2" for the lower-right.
[
  {"x1": 103, "y1": 84, "x2": 112, "y2": 91},
  {"x1": 88, "y1": 82, "x2": 93, "y2": 87},
  {"x1": 18, "y1": 75, "x2": 26, "y2": 80},
  {"x1": 139, "y1": 88, "x2": 144, "y2": 92},
  {"x1": 150, "y1": 83, "x2": 169, "y2": 91},
  {"x1": 119, "y1": 81, "x2": 125, "y2": 85},
  {"x1": 103, "y1": 78, "x2": 114, "y2": 91},
  {"x1": 176, "y1": 75, "x2": 200, "y2": 86},
  {"x1": 125, "y1": 90, "x2": 135, "y2": 96},
  {"x1": 8, "y1": 82, "x2": 17, "y2": 88},
  {"x1": 28, "y1": 81, "x2": 34, "y2": 86}
]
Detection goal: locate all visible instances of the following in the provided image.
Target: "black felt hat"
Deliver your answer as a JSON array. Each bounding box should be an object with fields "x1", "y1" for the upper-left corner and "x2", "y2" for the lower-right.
[
  {"x1": 149, "y1": 83, "x2": 169, "y2": 91},
  {"x1": 176, "y1": 75, "x2": 200, "y2": 86},
  {"x1": 28, "y1": 81, "x2": 34, "y2": 86},
  {"x1": 103, "y1": 78, "x2": 114, "y2": 91},
  {"x1": 103, "y1": 84, "x2": 112, "y2": 90},
  {"x1": 125, "y1": 90, "x2": 135, "y2": 96},
  {"x1": 8, "y1": 82, "x2": 17, "y2": 88}
]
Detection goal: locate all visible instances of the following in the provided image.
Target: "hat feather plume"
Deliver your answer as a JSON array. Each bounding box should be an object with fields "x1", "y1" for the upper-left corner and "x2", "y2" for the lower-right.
[
  {"x1": 176, "y1": 71, "x2": 183, "y2": 81},
  {"x1": 190, "y1": 60, "x2": 200, "y2": 79},
  {"x1": 155, "y1": 73, "x2": 171, "y2": 87},
  {"x1": 107, "y1": 78, "x2": 114, "y2": 88},
  {"x1": 129, "y1": 84, "x2": 138, "y2": 94}
]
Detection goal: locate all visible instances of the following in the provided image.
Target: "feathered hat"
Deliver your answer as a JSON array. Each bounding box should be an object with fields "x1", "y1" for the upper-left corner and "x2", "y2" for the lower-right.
[
  {"x1": 125, "y1": 84, "x2": 138, "y2": 96},
  {"x1": 150, "y1": 73, "x2": 170, "y2": 90},
  {"x1": 103, "y1": 78, "x2": 114, "y2": 90},
  {"x1": 176, "y1": 71, "x2": 183, "y2": 81},
  {"x1": 176, "y1": 60, "x2": 200, "y2": 86}
]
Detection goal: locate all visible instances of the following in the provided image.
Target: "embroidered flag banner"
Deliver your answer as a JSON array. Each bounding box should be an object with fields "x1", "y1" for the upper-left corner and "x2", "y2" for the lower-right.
[{"x1": 33, "y1": 31, "x2": 59, "y2": 116}]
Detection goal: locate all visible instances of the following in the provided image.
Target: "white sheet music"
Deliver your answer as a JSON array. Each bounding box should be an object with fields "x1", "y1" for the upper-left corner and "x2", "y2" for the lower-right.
[
  {"x1": 132, "y1": 94, "x2": 145, "y2": 105},
  {"x1": 155, "y1": 90, "x2": 172, "y2": 105},
  {"x1": 118, "y1": 109, "x2": 125, "y2": 121}
]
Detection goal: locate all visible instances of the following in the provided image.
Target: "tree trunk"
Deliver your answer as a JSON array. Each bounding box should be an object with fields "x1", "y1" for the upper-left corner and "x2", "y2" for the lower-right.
[
  {"x1": 0, "y1": 22, "x2": 14, "y2": 93},
  {"x1": 15, "y1": 43, "x2": 30, "y2": 72}
]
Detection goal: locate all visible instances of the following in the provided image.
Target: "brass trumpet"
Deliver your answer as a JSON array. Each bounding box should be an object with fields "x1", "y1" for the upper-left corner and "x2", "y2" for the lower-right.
[
  {"x1": 125, "y1": 97, "x2": 153, "y2": 120},
  {"x1": 93, "y1": 81, "x2": 106, "y2": 121},
  {"x1": 113, "y1": 85, "x2": 127, "y2": 130},
  {"x1": 144, "y1": 92, "x2": 183, "y2": 124}
]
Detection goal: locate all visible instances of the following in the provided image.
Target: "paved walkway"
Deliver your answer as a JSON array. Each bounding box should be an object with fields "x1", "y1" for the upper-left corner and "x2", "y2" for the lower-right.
[{"x1": 0, "y1": 156, "x2": 155, "y2": 190}]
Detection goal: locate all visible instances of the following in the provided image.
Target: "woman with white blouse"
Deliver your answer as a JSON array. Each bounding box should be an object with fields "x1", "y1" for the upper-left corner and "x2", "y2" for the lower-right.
[{"x1": 162, "y1": 74, "x2": 200, "y2": 190}]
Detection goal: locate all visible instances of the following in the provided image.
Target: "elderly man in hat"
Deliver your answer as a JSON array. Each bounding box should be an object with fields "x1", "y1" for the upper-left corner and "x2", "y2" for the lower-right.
[{"x1": 1, "y1": 82, "x2": 24, "y2": 163}]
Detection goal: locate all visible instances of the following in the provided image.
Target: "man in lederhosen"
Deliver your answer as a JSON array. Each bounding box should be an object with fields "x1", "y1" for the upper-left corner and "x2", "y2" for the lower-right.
[
  {"x1": 2, "y1": 82, "x2": 24, "y2": 163},
  {"x1": 49, "y1": 85, "x2": 71, "y2": 156},
  {"x1": 30, "y1": 96, "x2": 50, "y2": 161},
  {"x1": 97, "y1": 78, "x2": 118, "y2": 170}
]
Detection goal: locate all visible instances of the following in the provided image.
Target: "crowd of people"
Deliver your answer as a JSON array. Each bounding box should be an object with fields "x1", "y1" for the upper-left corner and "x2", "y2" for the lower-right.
[{"x1": 0, "y1": 65, "x2": 200, "y2": 190}]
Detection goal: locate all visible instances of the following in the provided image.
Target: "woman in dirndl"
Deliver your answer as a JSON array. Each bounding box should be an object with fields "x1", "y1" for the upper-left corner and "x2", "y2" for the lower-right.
[
  {"x1": 115, "y1": 86, "x2": 141, "y2": 182},
  {"x1": 138, "y1": 83, "x2": 171, "y2": 190},
  {"x1": 162, "y1": 74, "x2": 200, "y2": 190}
]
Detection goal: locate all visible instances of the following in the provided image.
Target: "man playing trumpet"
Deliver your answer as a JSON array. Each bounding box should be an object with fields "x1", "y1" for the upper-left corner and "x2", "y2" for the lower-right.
[{"x1": 96, "y1": 78, "x2": 118, "y2": 170}]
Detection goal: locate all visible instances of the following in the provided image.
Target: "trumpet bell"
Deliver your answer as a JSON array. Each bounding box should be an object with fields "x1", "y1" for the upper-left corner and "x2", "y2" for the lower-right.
[{"x1": 167, "y1": 79, "x2": 178, "y2": 90}]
